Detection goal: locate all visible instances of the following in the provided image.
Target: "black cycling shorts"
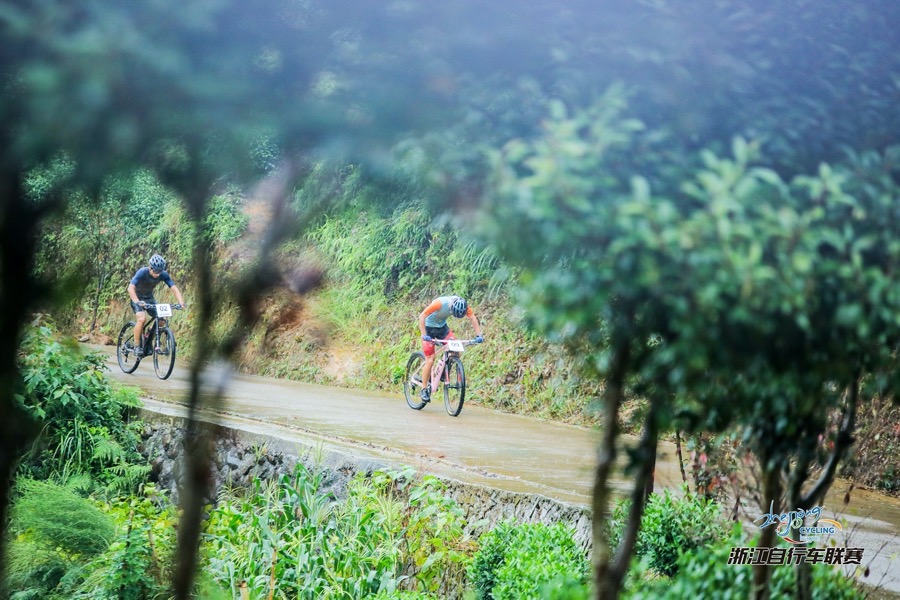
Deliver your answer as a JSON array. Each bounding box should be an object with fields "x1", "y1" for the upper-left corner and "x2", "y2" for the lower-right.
[
  {"x1": 426, "y1": 325, "x2": 450, "y2": 339},
  {"x1": 131, "y1": 298, "x2": 158, "y2": 315}
]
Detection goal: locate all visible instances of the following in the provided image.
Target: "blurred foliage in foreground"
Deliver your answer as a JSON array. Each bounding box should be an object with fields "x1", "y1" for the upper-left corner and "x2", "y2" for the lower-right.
[{"x1": 15, "y1": 321, "x2": 148, "y2": 496}]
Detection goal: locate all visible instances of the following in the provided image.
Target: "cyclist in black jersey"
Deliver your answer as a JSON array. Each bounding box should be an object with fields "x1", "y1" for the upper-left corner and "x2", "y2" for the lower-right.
[{"x1": 127, "y1": 254, "x2": 186, "y2": 357}]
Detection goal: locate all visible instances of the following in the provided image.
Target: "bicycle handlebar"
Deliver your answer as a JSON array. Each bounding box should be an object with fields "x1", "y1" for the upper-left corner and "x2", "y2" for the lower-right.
[
  {"x1": 138, "y1": 302, "x2": 184, "y2": 310},
  {"x1": 431, "y1": 338, "x2": 481, "y2": 345}
]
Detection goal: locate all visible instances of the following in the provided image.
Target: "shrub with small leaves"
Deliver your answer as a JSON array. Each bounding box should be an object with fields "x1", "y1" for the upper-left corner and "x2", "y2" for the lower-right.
[
  {"x1": 609, "y1": 490, "x2": 727, "y2": 577},
  {"x1": 469, "y1": 521, "x2": 588, "y2": 600}
]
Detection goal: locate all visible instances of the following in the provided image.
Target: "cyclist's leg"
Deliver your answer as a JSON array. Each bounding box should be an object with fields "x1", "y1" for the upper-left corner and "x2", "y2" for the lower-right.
[
  {"x1": 132, "y1": 300, "x2": 147, "y2": 347},
  {"x1": 422, "y1": 325, "x2": 449, "y2": 387},
  {"x1": 422, "y1": 339, "x2": 436, "y2": 388},
  {"x1": 132, "y1": 298, "x2": 157, "y2": 353}
]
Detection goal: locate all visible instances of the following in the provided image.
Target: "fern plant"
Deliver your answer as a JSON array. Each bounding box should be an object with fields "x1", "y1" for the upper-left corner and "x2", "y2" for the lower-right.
[{"x1": 15, "y1": 320, "x2": 149, "y2": 496}]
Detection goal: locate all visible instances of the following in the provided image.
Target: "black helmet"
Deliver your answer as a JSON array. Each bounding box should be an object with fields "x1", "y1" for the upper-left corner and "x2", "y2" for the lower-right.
[
  {"x1": 149, "y1": 254, "x2": 167, "y2": 272},
  {"x1": 451, "y1": 297, "x2": 468, "y2": 318}
]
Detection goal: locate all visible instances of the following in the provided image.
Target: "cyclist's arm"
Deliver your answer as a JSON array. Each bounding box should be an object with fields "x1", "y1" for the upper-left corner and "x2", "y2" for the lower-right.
[
  {"x1": 127, "y1": 283, "x2": 140, "y2": 304},
  {"x1": 170, "y1": 285, "x2": 186, "y2": 307},
  {"x1": 419, "y1": 299, "x2": 441, "y2": 336},
  {"x1": 468, "y1": 312, "x2": 482, "y2": 338}
]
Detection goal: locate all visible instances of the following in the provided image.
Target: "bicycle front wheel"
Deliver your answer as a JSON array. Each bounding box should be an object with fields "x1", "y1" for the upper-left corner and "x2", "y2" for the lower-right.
[
  {"x1": 404, "y1": 352, "x2": 427, "y2": 410},
  {"x1": 153, "y1": 327, "x2": 177, "y2": 380},
  {"x1": 443, "y1": 356, "x2": 466, "y2": 417},
  {"x1": 117, "y1": 322, "x2": 140, "y2": 374}
]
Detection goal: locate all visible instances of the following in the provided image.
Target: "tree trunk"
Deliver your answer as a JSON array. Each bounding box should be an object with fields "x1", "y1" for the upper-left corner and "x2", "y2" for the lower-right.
[
  {"x1": 674, "y1": 430, "x2": 688, "y2": 487},
  {"x1": 90, "y1": 265, "x2": 106, "y2": 333},
  {"x1": 607, "y1": 401, "x2": 660, "y2": 596},
  {"x1": 752, "y1": 458, "x2": 782, "y2": 600},
  {"x1": 790, "y1": 377, "x2": 860, "y2": 600},
  {"x1": 592, "y1": 341, "x2": 630, "y2": 600},
  {"x1": 0, "y1": 171, "x2": 48, "y2": 590},
  {"x1": 172, "y1": 186, "x2": 216, "y2": 600}
]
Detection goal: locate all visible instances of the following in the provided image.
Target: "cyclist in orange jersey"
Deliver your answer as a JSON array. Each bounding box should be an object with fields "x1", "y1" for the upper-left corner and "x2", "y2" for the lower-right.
[{"x1": 418, "y1": 295, "x2": 483, "y2": 403}]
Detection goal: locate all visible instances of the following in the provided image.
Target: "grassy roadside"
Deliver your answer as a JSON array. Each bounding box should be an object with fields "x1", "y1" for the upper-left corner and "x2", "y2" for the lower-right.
[
  {"x1": 231, "y1": 280, "x2": 607, "y2": 427},
  {"x1": 49, "y1": 184, "x2": 896, "y2": 494}
]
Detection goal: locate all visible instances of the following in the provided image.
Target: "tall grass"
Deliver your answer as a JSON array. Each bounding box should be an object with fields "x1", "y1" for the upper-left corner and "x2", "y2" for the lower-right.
[
  {"x1": 202, "y1": 465, "x2": 471, "y2": 599},
  {"x1": 295, "y1": 193, "x2": 602, "y2": 424}
]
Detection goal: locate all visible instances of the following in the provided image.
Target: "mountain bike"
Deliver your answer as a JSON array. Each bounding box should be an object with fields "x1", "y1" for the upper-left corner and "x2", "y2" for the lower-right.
[
  {"x1": 404, "y1": 338, "x2": 480, "y2": 417},
  {"x1": 117, "y1": 303, "x2": 183, "y2": 380}
]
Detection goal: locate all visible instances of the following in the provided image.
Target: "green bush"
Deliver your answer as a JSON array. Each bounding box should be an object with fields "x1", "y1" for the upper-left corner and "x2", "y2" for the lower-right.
[
  {"x1": 15, "y1": 321, "x2": 149, "y2": 494},
  {"x1": 609, "y1": 490, "x2": 727, "y2": 576},
  {"x1": 10, "y1": 480, "x2": 115, "y2": 556},
  {"x1": 469, "y1": 521, "x2": 515, "y2": 598},
  {"x1": 71, "y1": 486, "x2": 178, "y2": 599},
  {"x1": 469, "y1": 521, "x2": 589, "y2": 600},
  {"x1": 205, "y1": 187, "x2": 249, "y2": 245}
]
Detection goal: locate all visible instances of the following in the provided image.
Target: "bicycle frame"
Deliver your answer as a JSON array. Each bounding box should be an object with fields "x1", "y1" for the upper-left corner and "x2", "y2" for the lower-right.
[
  {"x1": 137, "y1": 303, "x2": 178, "y2": 355},
  {"x1": 141, "y1": 313, "x2": 159, "y2": 354},
  {"x1": 427, "y1": 339, "x2": 473, "y2": 392}
]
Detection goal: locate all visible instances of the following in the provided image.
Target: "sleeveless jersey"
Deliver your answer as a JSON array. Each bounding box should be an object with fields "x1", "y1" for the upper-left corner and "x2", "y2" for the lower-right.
[{"x1": 423, "y1": 295, "x2": 472, "y2": 328}]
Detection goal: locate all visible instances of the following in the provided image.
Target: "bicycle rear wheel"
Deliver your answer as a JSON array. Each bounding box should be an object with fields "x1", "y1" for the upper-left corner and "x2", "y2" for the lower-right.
[
  {"x1": 404, "y1": 352, "x2": 427, "y2": 410},
  {"x1": 443, "y1": 356, "x2": 466, "y2": 417},
  {"x1": 116, "y1": 322, "x2": 140, "y2": 374},
  {"x1": 153, "y1": 327, "x2": 177, "y2": 380}
]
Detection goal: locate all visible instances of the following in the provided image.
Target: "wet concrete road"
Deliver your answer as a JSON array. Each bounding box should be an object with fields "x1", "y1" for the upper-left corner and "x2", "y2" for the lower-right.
[
  {"x1": 98, "y1": 346, "x2": 684, "y2": 504},
  {"x1": 93, "y1": 346, "x2": 900, "y2": 595}
]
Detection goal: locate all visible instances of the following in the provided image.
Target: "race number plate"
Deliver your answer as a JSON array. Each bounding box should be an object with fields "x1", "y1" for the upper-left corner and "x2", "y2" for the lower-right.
[
  {"x1": 156, "y1": 303, "x2": 173, "y2": 317},
  {"x1": 447, "y1": 340, "x2": 465, "y2": 352}
]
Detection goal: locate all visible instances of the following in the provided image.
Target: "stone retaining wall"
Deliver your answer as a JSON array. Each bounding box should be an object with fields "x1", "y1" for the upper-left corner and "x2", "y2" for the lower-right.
[{"x1": 138, "y1": 410, "x2": 592, "y2": 548}]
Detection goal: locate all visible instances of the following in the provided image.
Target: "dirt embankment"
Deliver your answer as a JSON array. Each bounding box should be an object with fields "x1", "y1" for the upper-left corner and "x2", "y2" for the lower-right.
[{"x1": 842, "y1": 397, "x2": 900, "y2": 496}]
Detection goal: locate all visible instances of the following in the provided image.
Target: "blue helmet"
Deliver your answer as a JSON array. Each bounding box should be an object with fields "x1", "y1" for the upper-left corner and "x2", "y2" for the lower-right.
[
  {"x1": 451, "y1": 297, "x2": 468, "y2": 318},
  {"x1": 149, "y1": 254, "x2": 167, "y2": 272}
]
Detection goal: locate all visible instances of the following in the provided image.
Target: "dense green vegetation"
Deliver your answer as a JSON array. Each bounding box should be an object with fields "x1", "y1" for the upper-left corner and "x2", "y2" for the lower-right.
[
  {"x1": 203, "y1": 467, "x2": 470, "y2": 599},
  {"x1": 7, "y1": 323, "x2": 616, "y2": 599},
  {"x1": 7, "y1": 323, "x2": 172, "y2": 597},
  {"x1": 469, "y1": 521, "x2": 590, "y2": 600},
  {"x1": 4, "y1": 0, "x2": 900, "y2": 598},
  {"x1": 30, "y1": 164, "x2": 246, "y2": 347},
  {"x1": 607, "y1": 492, "x2": 726, "y2": 578},
  {"x1": 15, "y1": 321, "x2": 147, "y2": 495}
]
